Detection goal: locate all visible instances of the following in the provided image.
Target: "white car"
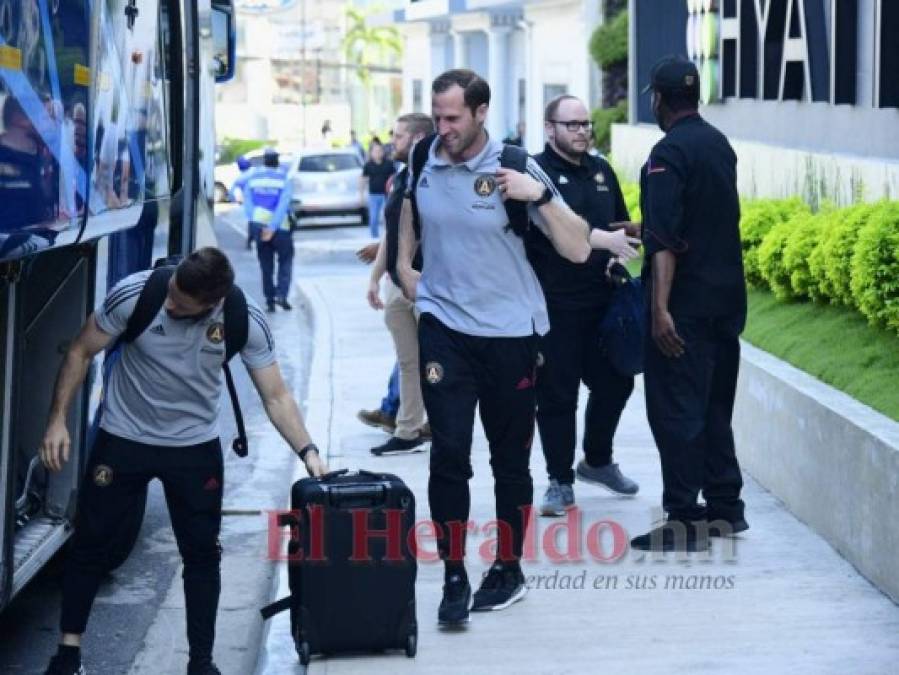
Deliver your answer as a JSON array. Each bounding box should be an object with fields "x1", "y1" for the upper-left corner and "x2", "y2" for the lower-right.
[{"x1": 286, "y1": 148, "x2": 368, "y2": 227}]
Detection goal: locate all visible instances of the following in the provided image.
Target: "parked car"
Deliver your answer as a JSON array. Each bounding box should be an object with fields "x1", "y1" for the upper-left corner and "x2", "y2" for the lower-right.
[
  {"x1": 213, "y1": 148, "x2": 293, "y2": 203},
  {"x1": 287, "y1": 148, "x2": 367, "y2": 227}
]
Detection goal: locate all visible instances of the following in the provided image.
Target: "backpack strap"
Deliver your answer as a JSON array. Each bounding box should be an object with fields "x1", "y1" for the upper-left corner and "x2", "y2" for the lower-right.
[
  {"x1": 223, "y1": 286, "x2": 249, "y2": 362},
  {"x1": 222, "y1": 286, "x2": 249, "y2": 457},
  {"x1": 408, "y1": 133, "x2": 437, "y2": 241},
  {"x1": 499, "y1": 143, "x2": 531, "y2": 238},
  {"x1": 121, "y1": 267, "x2": 174, "y2": 343}
]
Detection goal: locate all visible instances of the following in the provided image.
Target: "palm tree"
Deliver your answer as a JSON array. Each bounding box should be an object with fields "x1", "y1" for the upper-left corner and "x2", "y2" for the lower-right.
[
  {"x1": 342, "y1": 6, "x2": 402, "y2": 132},
  {"x1": 342, "y1": 6, "x2": 403, "y2": 87}
]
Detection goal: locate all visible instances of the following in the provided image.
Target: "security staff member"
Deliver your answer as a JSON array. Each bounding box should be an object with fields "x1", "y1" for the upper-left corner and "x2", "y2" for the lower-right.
[
  {"x1": 527, "y1": 94, "x2": 642, "y2": 517},
  {"x1": 242, "y1": 148, "x2": 294, "y2": 312},
  {"x1": 40, "y1": 248, "x2": 326, "y2": 675},
  {"x1": 630, "y1": 56, "x2": 748, "y2": 552},
  {"x1": 396, "y1": 69, "x2": 591, "y2": 627}
]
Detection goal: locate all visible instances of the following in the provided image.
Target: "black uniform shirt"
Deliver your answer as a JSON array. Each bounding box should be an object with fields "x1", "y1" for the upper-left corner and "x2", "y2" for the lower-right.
[
  {"x1": 640, "y1": 114, "x2": 746, "y2": 319},
  {"x1": 526, "y1": 144, "x2": 630, "y2": 310},
  {"x1": 363, "y1": 159, "x2": 394, "y2": 195}
]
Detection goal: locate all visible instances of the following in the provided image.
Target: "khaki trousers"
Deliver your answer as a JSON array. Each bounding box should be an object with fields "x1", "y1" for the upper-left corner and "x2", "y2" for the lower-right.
[{"x1": 383, "y1": 280, "x2": 425, "y2": 439}]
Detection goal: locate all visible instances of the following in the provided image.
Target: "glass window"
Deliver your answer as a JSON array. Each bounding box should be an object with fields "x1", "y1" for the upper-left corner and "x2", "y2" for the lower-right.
[
  {"x1": 298, "y1": 154, "x2": 361, "y2": 172},
  {"x1": 0, "y1": 0, "x2": 90, "y2": 254}
]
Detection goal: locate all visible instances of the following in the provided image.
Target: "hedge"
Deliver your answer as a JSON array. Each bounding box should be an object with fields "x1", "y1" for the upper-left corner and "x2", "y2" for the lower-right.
[
  {"x1": 618, "y1": 180, "x2": 899, "y2": 336},
  {"x1": 740, "y1": 198, "x2": 808, "y2": 287},
  {"x1": 850, "y1": 201, "x2": 899, "y2": 331}
]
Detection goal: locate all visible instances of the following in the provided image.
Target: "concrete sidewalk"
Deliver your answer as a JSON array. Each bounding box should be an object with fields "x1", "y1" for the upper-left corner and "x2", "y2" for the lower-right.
[{"x1": 257, "y1": 258, "x2": 899, "y2": 675}]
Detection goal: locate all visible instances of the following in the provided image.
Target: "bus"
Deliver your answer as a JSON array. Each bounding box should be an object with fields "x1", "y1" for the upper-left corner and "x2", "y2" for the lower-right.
[{"x1": 0, "y1": 0, "x2": 236, "y2": 611}]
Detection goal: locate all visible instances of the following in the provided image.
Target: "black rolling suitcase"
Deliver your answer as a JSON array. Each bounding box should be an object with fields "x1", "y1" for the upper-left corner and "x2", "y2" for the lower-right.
[{"x1": 261, "y1": 469, "x2": 418, "y2": 665}]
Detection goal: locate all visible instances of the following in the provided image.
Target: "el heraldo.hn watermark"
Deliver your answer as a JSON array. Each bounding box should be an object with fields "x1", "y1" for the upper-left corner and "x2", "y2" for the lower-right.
[{"x1": 266, "y1": 505, "x2": 743, "y2": 585}]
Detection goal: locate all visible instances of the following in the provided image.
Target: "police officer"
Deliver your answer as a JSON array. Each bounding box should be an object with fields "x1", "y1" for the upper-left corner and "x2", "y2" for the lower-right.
[
  {"x1": 527, "y1": 94, "x2": 643, "y2": 517},
  {"x1": 242, "y1": 148, "x2": 294, "y2": 312},
  {"x1": 630, "y1": 56, "x2": 748, "y2": 552},
  {"x1": 395, "y1": 69, "x2": 591, "y2": 627},
  {"x1": 40, "y1": 248, "x2": 327, "y2": 675}
]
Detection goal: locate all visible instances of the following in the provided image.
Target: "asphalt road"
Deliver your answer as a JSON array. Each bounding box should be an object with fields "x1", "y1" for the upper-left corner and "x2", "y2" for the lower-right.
[{"x1": 0, "y1": 213, "x2": 368, "y2": 675}]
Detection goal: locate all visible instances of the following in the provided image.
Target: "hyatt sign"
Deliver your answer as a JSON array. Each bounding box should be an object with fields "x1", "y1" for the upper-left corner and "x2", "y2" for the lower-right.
[{"x1": 684, "y1": 0, "x2": 898, "y2": 109}]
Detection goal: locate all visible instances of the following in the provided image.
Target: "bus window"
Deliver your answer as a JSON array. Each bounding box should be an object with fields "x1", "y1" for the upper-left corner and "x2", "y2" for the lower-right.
[
  {"x1": 0, "y1": 0, "x2": 90, "y2": 259},
  {"x1": 89, "y1": 0, "x2": 163, "y2": 217}
]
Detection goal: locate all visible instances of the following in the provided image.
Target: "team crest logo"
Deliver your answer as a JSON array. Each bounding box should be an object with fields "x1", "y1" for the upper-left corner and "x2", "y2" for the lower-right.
[
  {"x1": 594, "y1": 173, "x2": 605, "y2": 184},
  {"x1": 206, "y1": 322, "x2": 225, "y2": 344},
  {"x1": 93, "y1": 464, "x2": 114, "y2": 487},
  {"x1": 425, "y1": 362, "x2": 444, "y2": 385},
  {"x1": 474, "y1": 175, "x2": 497, "y2": 198}
]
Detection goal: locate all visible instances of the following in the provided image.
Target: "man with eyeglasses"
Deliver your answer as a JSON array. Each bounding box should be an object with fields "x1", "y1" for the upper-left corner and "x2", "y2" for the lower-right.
[{"x1": 526, "y1": 95, "x2": 643, "y2": 518}]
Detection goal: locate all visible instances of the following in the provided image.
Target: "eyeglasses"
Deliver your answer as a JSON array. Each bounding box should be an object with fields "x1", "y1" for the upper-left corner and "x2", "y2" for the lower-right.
[{"x1": 549, "y1": 120, "x2": 593, "y2": 132}]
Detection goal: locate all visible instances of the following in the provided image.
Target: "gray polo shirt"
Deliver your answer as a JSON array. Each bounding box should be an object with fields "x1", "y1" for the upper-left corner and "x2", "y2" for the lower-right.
[
  {"x1": 411, "y1": 135, "x2": 564, "y2": 337},
  {"x1": 94, "y1": 270, "x2": 276, "y2": 447}
]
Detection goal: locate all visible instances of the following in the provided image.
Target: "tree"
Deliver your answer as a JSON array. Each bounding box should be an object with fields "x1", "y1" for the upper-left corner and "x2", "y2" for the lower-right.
[{"x1": 342, "y1": 7, "x2": 403, "y2": 88}]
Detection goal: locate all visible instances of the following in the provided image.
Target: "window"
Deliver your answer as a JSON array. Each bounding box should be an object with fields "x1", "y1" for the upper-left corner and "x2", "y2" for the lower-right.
[
  {"x1": 298, "y1": 154, "x2": 361, "y2": 173},
  {"x1": 412, "y1": 79, "x2": 423, "y2": 112},
  {"x1": 543, "y1": 84, "x2": 568, "y2": 109}
]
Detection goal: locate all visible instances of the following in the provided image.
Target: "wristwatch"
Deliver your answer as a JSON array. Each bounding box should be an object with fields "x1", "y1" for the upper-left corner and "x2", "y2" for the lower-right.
[
  {"x1": 534, "y1": 186, "x2": 553, "y2": 207},
  {"x1": 298, "y1": 443, "x2": 319, "y2": 461}
]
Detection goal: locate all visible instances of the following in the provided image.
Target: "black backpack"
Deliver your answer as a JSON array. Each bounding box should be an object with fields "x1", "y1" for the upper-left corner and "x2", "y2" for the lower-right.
[
  {"x1": 112, "y1": 258, "x2": 251, "y2": 456},
  {"x1": 408, "y1": 134, "x2": 532, "y2": 238}
]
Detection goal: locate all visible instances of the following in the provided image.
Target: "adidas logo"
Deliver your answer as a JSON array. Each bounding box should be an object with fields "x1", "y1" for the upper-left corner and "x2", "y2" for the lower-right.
[
  {"x1": 419, "y1": 176, "x2": 430, "y2": 188},
  {"x1": 559, "y1": 176, "x2": 569, "y2": 184},
  {"x1": 150, "y1": 324, "x2": 165, "y2": 336}
]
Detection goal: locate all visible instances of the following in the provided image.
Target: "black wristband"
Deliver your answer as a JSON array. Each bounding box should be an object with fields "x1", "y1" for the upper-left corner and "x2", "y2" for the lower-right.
[
  {"x1": 534, "y1": 186, "x2": 553, "y2": 207},
  {"x1": 298, "y1": 443, "x2": 319, "y2": 461}
]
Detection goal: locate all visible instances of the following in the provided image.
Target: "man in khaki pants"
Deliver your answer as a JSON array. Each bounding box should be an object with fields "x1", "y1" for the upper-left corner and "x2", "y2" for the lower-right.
[{"x1": 365, "y1": 113, "x2": 435, "y2": 454}]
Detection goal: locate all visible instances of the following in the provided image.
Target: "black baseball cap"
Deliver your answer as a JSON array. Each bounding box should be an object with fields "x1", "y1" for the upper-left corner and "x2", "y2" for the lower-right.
[{"x1": 641, "y1": 55, "x2": 700, "y2": 95}]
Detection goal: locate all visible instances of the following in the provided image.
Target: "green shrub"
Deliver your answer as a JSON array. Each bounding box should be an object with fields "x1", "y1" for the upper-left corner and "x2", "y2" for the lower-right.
[
  {"x1": 217, "y1": 138, "x2": 271, "y2": 166},
  {"x1": 620, "y1": 181, "x2": 641, "y2": 223},
  {"x1": 811, "y1": 203, "x2": 874, "y2": 305},
  {"x1": 740, "y1": 198, "x2": 808, "y2": 287},
  {"x1": 591, "y1": 101, "x2": 628, "y2": 154},
  {"x1": 758, "y1": 212, "x2": 810, "y2": 300},
  {"x1": 850, "y1": 201, "x2": 899, "y2": 332},
  {"x1": 783, "y1": 210, "x2": 828, "y2": 301},
  {"x1": 589, "y1": 10, "x2": 628, "y2": 69}
]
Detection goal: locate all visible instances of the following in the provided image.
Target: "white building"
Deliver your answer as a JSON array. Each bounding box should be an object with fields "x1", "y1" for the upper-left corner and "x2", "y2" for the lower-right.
[
  {"x1": 392, "y1": 0, "x2": 607, "y2": 152},
  {"x1": 217, "y1": 0, "x2": 352, "y2": 145}
]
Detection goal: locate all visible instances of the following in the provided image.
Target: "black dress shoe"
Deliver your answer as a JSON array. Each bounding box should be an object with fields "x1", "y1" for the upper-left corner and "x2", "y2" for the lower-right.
[
  {"x1": 277, "y1": 298, "x2": 293, "y2": 310},
  {"x1": 266, "y1": 300, "x2": 276, "y2": 312},
  {"x1": 630, "y1": 520, "x2": 709, "y2": 552}
]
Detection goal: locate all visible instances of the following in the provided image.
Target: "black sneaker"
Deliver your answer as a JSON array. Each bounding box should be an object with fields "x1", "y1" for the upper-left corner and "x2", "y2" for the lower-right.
[
  {"x1": 266, "y1": 299, "x2": 276, "y2": 312},
  {"x1": 44, "y1": 655, "x2": 85, "y2": 675},
  {"x1": 187, "y1": 660, "x2": 221, "y2": 675},
  {"x1": 471, "y1": 562, "x2": 527, "y2": 611},
  {"x1": 437, "y1": 574, "x2": 472, "y2": 626},
  {"x1": 707, "y1": 516, "x2": 749, "y2": 537},
  {"x1": 276, "y1": 297, "x2": 293, "y2": 311},
  {"x1": 630, "y1": 520, "x2": 709, "y2": 552},
  {"x1": 371, "y1": 434, "x2": 425, "y2": 456}
]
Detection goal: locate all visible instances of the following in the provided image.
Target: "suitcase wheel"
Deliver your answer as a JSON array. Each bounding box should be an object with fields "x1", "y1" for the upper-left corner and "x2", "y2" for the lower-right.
[
  {"x1": 405, "y1": 632, "x2": 417, "y2": 658},
  {"x1": 297, "y1": 640, "x2": 311, "y2": 666}
]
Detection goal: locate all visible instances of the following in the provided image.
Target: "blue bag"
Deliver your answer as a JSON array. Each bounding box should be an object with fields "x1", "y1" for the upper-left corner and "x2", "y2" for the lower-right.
[{"x1": 599, "y1": 264, "x2": 646, "y2": 377}]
